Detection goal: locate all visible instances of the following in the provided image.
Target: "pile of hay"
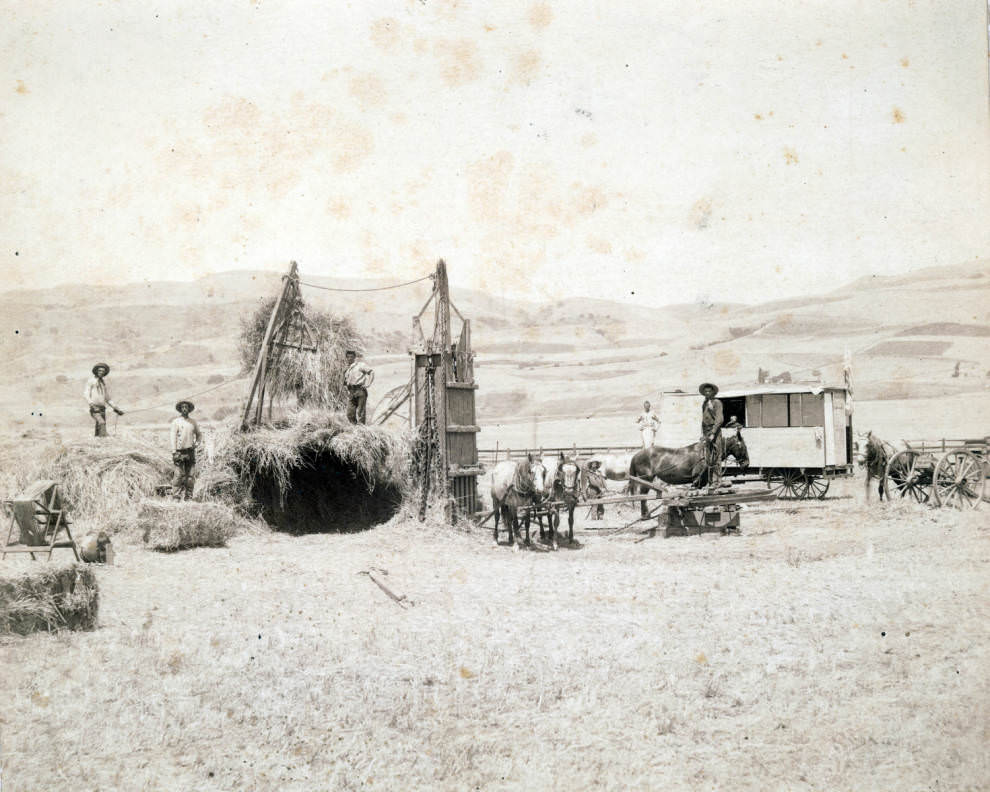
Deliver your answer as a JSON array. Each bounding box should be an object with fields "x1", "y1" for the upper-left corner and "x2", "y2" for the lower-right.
[
  {"x1": 239, "y1": 297, "x2": 364, "y2": 410},
  {"x1": 202, "y1": 409, "x2": 411, "y2": 534},
  {"x1": 33, "y1": 435, "x2": 172, "y2": 527},
  {"x1": 0, "y1": 563, "x2": 99, "y2": 634},
  {"x1": 138, "y1": 499, "x2": 241, "y2": 551}
]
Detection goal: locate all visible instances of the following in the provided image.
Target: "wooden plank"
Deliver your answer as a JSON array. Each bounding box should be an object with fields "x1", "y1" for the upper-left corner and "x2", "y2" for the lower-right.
[
  {"x1": 446, "y1": 424, "x2": 480, "y2": 433},
  {"x1": 446, "y1": 382, "x2": 478, "y2": 390}
]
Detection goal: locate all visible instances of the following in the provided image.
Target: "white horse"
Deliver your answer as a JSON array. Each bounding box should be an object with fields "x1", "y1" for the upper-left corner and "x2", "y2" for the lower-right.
[
  {"x1": 586, "y1": 452, "x2": 634, "y2": 482},
  {"x1": 490, "y1": 456, "x2": 547, "y2": 547}
]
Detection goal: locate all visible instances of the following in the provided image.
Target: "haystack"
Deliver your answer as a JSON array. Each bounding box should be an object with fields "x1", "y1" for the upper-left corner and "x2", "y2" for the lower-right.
[
  {"x1": 203, "y1": 409, "x2": 410, "y2": 534},
  {"x1": 0, "y1": 563, "x2": 99, "y2": 634},
  {"x1": 239, "y1": 297, "x2": 364, "y2": 409},
  {"x1": 32, "y1": 435, "x2": 172, "y2": 527},
  {"x1": 138, "y1": 499, "x2": 241, "y2": 551}
]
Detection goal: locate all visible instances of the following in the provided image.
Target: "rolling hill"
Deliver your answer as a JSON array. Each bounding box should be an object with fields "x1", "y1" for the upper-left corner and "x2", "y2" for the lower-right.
[{"x1": 0, "y1": 260, "x2": 986, "y2": 435}]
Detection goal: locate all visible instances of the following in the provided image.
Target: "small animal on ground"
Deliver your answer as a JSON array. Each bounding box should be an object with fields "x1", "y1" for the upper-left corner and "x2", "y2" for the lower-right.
[
  {"x1": 628, "y1": 434, "x2": 750, "y2": 517},
  {"x1": 490, "y1": 456, "x2": 547, "y2": 547}
]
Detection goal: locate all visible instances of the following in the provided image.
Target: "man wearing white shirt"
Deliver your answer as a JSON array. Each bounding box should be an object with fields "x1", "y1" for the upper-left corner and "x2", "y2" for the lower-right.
[
  {"x1": 635, "y1": 400, "x2": 660, "y2": 448},
  {"x1": 170, "y1": 400, "x2": 202, "y2": 500},
  {"x1": 83, "y1": 362, "x2": 124, "y2": 437},
  {"x1": 343, "y1": 350, "x2": 375, "y2": 424}
]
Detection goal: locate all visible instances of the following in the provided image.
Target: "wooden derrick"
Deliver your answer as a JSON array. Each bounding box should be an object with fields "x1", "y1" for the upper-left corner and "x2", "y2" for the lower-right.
[{"x1": 410, "y1": 260, "x2": 481, "y2": 517}]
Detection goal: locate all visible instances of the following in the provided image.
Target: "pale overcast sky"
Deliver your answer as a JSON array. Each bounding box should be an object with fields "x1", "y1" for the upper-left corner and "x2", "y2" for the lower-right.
[{"x1": 2, "y1": 1, "x2": 988, "y2": 306}]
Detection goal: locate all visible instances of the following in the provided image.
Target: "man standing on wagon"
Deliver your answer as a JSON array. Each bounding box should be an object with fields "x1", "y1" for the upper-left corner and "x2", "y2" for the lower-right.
[
  {"x1": 84, "y1": 362, "x2": 124, "y2": 437},
  {"x1": 699, "y1": 382, "x2": 724, "y2": 487},
  {"x1": 343, "y1": 350, "x2": 375, "y2": 424},
  {"x1": 170, "y1": 400, "x2": 202, "y2": 500},
  {"x1": 635, "y1": 400, "x2": 661, "y2": 448}
]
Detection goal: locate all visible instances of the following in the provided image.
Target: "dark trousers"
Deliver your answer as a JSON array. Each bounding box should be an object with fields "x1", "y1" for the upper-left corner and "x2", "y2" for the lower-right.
[
  {"x1": 172, "y1": 448, "x2": 196, "y2": 500},
  {"x1": 704, "y1": 431, "x2": 724, "y2": 486},
  {"x1": 347, "y1": 386, "x2": 368, "y2": 424},
  {"x1": 90, "y1": 405, "x2": 108, "y2": 437}
]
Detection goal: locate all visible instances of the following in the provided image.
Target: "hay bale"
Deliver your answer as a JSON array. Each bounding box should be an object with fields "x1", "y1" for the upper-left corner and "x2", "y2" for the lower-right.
[
  {"x1": 32, "y1": 435, "x2": 173, "y2": 526},
  {"x1": 138, "y1": 500, "x2": 240, "y2": 552},
  {"x1": 0, "y1": 563, "x2": 99, "y2": 634},
  {"x1": 203, "y1": 409, "x2": 411, "y2": 534}
]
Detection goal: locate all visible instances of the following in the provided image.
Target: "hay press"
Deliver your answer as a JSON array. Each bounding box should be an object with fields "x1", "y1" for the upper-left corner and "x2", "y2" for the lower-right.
[{"x1": 2, "y1": 479, "x2": 80, "y2": 561}]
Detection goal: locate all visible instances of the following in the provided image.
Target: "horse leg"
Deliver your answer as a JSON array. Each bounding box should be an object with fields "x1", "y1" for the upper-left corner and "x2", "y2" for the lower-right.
[
  {"x1": 865, "y1": 473, "x2": 873, "y2": 503},
  {"x1": 493, "y1": 499, "x2": 501, "y2": 544},
  {"x1": 523, "y1": 510, "x2": 531, "y2": 546},
  {"x1": 568, "y1": 503, "x2": 575, "y2": 543}
]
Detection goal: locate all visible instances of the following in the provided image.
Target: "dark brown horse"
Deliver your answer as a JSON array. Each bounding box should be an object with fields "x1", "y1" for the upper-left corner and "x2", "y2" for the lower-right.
[
  {"x1": 628, "y1": 433, "x2": 750, "y2": 517},
  {"x1": 548, "y1": 454, "x2": 582, "y2": 549}
]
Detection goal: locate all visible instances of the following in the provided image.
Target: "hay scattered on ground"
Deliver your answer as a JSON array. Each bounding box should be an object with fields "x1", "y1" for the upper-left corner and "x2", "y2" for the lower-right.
[
  {"x1": 203, "y1": 408, "x2": 411, "y2": 533},
  {"x1": 138, "y1": 500, "x2": 242, "y2": 552},
  {"x1": 0, "y1": 563, "x2": 99, "y2": 634},
  {"x1": 32, "y1": 434, "x2": 172, "y2": 526}
]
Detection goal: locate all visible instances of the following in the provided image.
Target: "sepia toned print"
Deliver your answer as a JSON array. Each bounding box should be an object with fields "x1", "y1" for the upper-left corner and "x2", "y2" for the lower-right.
[{"x1": 1, "y1": 2, "x2": 989, "y2": 790}]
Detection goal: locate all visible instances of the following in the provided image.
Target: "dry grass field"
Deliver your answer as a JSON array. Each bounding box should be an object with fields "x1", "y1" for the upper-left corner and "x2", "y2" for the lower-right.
[{"x1": 2, "y1": 471, "x2": 988, "y2": 791}]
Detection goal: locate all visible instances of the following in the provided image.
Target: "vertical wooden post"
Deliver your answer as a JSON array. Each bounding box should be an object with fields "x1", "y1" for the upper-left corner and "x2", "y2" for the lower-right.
[
  {"x1": 433, "y1": 259, "x2": 451, "y2": 492},
  {"x1": 241, "y1": 261, "x2": 298, "y2": 430}
]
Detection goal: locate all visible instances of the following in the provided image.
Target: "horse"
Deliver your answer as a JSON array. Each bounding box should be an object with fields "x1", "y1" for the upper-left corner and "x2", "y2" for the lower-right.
[
  {"x1": 490, "y1": 456, "x2": 547, "y2": 547},
  {"x1": 860, "y1": 431, "x2": 910, "y2": 502},
  {"x1": 549, "y1": 455, "x2": 582, "y2": 548},
  {"x1": 628, "y1": 432, "x2": 750, "y2": 517},
  {"x1": 586, "y1": 452, "x2": 634, "y2": 483}
]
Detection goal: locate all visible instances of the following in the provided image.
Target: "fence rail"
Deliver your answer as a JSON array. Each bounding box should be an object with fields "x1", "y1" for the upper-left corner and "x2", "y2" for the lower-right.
[
  {"x1": 902, "y1": 438, "x2": 989, "y2": 454},
  {"x1": 478, "y1": 445, "x2": 640, "y2": 465}
]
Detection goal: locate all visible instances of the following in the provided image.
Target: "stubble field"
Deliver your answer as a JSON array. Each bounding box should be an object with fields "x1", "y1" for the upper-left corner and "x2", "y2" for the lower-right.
[{"x1": 1, "y1": 460, "x2": 987, "y2": 791}]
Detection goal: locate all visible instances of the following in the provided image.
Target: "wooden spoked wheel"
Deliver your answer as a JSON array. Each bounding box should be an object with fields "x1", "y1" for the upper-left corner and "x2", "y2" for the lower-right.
[
  {"x1": 933, "y1": 450, "x2": 985, "y2": 509},
  {"x1": 767, "y1": 468, "x2": 805, "y2": 499},
  {"x1": 801, "y1": 476, "x2": 830, "y2": 500},
  {"x1": 884, "y1": 450, "x2": 932, "y2": 504}
]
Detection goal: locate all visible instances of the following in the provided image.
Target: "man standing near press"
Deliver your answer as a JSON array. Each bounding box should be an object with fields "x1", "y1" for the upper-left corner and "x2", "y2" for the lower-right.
[
  {"x1": 170, "y1": 400, "x2": 202, "y2": 500},
  {"x1": 344, "y1": 350, "x2": 374, "y2": 424},
  {"x1": 635, "y1": 400, "x2": 661, "y2": 448},
  {"x1": 84, "y1": 362, "x2": 124, "y2": 437},
  {"x1": 699, "y1": 382, "x2": 724, "y2": 488}
]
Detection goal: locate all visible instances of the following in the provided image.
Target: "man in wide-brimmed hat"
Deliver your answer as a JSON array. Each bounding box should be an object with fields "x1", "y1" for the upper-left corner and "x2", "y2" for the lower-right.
[
  {"x1": 699, "y1": 382, "x2": 724, "y2": 487},
  {"x1": 343, "y1": 350, "x2": 375, "y2": 424},
  {"x1": 170, "y1": 400, "x2": 202, "y2": 500},
  {"x1": 83, "y1": 363, "x2": 124, "y2": 437}
]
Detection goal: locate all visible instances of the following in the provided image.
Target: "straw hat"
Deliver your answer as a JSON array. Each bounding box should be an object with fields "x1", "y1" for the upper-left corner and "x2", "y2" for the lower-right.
[
  {"x1": 92, "y1": 363, "x2": 110, "y2": 376},
  {"x1": 175, "y1": 400, "x2": 195, "y2": 413},
  {"x1": 698, "y1": 382, "x2": 719, "y2": 396}
]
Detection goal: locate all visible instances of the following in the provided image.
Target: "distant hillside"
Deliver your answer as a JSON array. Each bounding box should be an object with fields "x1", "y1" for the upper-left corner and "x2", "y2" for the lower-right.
[{"x1": 0, "y1": 260, "x2": 987, "y2": 431}]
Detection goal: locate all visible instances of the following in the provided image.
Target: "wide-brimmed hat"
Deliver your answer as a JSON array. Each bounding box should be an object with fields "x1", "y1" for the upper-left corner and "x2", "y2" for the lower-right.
[
  {"x1": 698, "y1": 382, "x2": 719, "y2": 395},
  {"x1": 175, "y1": 400, "x2": 195, "y2": 413},
  {"x1": 92, "y1": 362, "x2": 110, "y2": 375}
]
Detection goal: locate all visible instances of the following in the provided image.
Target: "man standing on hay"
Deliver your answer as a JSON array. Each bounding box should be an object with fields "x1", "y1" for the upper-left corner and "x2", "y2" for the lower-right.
[
  {"x1": 343, "y1": 350, "x2": 374, "y2": 424},
  {"x1": 83, "y1": 362, "x2": 124, "y2": 438},
  {"x1": 170, "y1": 400, "x2": 202, "y2": 500},
  {"x1": 700, "y1": 382, "x2": 724, "y2": 488}
]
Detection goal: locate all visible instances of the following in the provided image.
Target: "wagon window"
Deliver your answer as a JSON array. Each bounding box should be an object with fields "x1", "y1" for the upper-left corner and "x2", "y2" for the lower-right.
[
  {"x1": 788, "y1": 394, "x2": 802, "y2": 425},
  {"x1": 801, "y1": 393, "x2": 825, "y2": 426},
  {"x1": 745, "y1": 395, "x2": 762, "y2": 428},
  {"x1": 762, "y1": 394, "x2": 788, "y2": 427}
]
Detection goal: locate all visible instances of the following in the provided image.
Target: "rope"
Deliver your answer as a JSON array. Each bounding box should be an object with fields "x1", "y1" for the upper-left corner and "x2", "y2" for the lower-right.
[
  {"x1": 291, "y1": 273, "x2": 434, "y2": 293},
  {"x1": 117, "y1": 375, "x2": 249, "y2": 417}
]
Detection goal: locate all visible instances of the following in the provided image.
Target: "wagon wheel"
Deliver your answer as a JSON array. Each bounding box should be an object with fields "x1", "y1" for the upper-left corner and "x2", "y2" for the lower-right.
[
  {"x1": 933, "y1": 451, "x2": 985, "y2": 509},
  {"x1": 766, "y1": 468, "x2": 805, "y2": 499},
  {"x1": 801, "y1": 476, "x2": 830, "y2": 500},
  {"x1": 883, "y1": 450, "x2": 931, "y2": 504}
]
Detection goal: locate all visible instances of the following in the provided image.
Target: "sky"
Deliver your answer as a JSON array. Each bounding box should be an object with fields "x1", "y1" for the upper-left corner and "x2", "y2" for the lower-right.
[{"x1": 2, "y1": 0, "x2": 988, "y2": 308}]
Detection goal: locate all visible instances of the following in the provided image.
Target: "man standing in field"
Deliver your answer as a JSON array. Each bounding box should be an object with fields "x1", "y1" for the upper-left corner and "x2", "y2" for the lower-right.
[
  {"x1": 83, "y1": 362, "x2": 124, "y2": 437},
  {"x1": 344, "y1": 350, "x2": 374, "y2": 424},
  {"x1": 170, "y1": 400, "x2": 202, "y2": 500},
  {"x1": 635, "y1": 400, "x2": 661, "y2": 448},
  {"x1": 699, "y1": 382, "x2": 724, "y2": 487}
]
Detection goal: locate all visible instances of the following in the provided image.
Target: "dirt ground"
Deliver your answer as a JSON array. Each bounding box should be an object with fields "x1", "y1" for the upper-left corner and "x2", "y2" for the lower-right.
[{"x1": 1, "y1": 474, "x2": 988, "y2": 791}]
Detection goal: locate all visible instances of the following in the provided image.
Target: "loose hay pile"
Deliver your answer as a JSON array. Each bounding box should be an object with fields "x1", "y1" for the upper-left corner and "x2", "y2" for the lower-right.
[
  {"x1": 33, "y1": 435, "x2": 173, "y2": 527},
  {"x1": 204, "y1": 409, "x2": 411, "y2": 534},
  {"x1": 0, "y1": 563, "x2": 99, "y2": 634},
  {"x1": 138, "y1": 499, "x2": 241, "y2": 551}
]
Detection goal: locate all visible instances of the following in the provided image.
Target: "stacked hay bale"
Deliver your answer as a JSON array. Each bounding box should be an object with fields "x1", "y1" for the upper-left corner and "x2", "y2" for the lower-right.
[
  {"x1": 0, "y1": 563, "x2": 99, "y2": 634},
  {"x1": 137, "y1": 499, "x2": 243, "y2": 551}
]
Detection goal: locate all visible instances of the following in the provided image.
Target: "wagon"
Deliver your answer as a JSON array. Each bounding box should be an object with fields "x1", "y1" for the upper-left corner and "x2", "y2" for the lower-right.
[
  {"x1": 883, "y1": 437, "x2": 987, "y2": 509},
  {"x1": 658, "y1": 384, "x2": 855, "y2": 500}
]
